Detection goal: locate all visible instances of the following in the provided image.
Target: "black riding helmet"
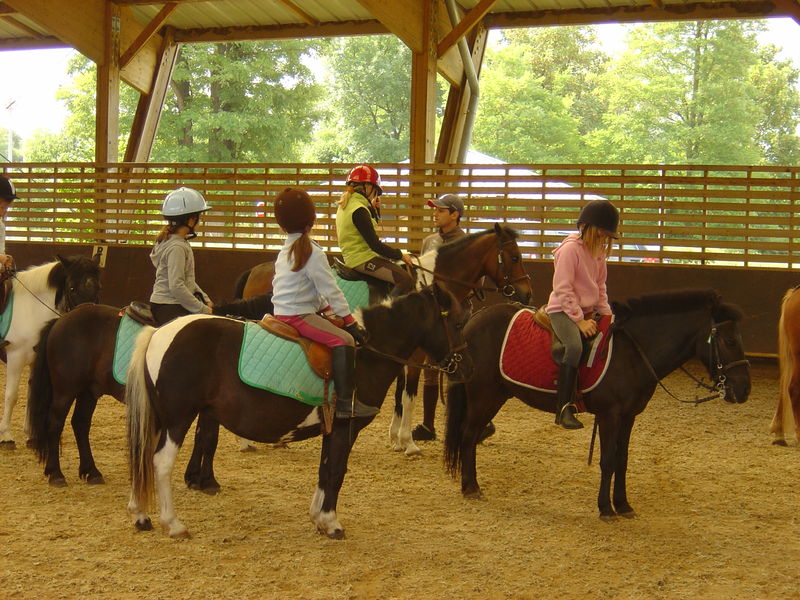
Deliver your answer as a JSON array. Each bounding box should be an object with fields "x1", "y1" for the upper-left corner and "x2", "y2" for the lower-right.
[{"x1": 577, "y1": 199, "x2": 619, "y2": 239}]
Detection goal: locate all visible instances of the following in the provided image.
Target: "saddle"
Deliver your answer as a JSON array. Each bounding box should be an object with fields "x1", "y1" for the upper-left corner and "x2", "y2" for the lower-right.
[
  {"x1": 332, "y1": 257, "x2": 393, "y2": 300},
  {"x1": 0, "y1": 278, "x2": 12, "y2": 318},
  {"x1": 257, "y1": 315, "x2": 332, "y2": 380},
  {"x1": 124, "y1": 301, "x2": 159, "y2": 327}
]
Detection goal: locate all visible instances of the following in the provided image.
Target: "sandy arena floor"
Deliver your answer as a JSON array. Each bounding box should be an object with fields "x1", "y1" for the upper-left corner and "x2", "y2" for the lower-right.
[{"x1": 0, "y1": 360, "x2": 797, "y2": 600}]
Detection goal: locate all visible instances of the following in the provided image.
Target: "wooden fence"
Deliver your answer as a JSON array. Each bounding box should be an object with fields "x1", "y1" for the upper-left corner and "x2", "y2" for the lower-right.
[{"x1": 3, "y1": 161, "x2": 799, "y2": 267}]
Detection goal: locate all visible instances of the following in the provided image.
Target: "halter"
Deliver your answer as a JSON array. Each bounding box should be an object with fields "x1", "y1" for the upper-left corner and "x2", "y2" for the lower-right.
[
  {"x1": 413, "y1": 233, "x2": 531, "y2": 302},
  {"x1": 618, "y1": 318, "x2": 750, "y2": 405}
]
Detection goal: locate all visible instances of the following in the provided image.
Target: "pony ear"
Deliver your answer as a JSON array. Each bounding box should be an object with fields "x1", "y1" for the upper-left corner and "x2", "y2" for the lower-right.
[
  {"x1": 56, "y1": 254, "x2": 69, "y2": 266},
  {"x1": 494, "y1": 222, "x2": 501, "y2": 235}
]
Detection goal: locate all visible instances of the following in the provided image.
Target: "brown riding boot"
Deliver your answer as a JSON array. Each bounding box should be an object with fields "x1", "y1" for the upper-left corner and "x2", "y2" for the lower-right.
[{"x1": 555, "y1": 363, "x2": 583, "y2": 430}]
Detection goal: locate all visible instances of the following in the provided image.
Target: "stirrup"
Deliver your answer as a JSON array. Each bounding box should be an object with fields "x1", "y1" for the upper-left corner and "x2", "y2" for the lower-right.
[{"x1": 556, "y1": 403, "x2": 584, "y2": 430}]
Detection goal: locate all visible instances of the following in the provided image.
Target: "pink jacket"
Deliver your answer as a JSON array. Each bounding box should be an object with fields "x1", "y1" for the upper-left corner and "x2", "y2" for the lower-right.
[{"x1": 545, "y1": 233, "x2": 612, "y2": 322}]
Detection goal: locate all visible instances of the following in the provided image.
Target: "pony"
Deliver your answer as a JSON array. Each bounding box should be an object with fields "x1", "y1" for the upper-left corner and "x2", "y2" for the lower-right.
[
  {"x1": 390, "y1": 224, "x2": 532, "y2": 456},
  {"x1": 771, "y1": 285, "x2": 800, "y2": 445},
  {"x1": 26, "y1": 295, "x2": 274, "y2": 487},
  {"x1": 444, "y1": 289, "x2": 751, "y2": 520},
  {"x1": 126, "y1": 284, "x2": 473, "y2": 539},
  {"x1": 0, "y1": 255, "x2": 102, "y2": 448}
]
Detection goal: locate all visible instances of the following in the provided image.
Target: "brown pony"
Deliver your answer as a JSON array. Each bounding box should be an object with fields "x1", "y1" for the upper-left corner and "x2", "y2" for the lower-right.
[{"x1": 772, "y1": 286, "x2": 800, "y2": 445}]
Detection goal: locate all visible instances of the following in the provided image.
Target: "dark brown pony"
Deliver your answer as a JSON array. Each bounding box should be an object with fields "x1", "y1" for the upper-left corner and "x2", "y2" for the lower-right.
[
  {"x1": 390, "y1": 224, "x2": 532, "y2": 455},
  {"x1": 126, "y1": 284, "x2": 473, "y2": 539},
  {"x1": 26, "y1": 296, "x2": 274, "y2": 487},
  {"x1": 444, "y1": 289, "x2": 751, "y2": 520},
  {"x1": 772, "y1": 286, "x2": 800, "y2": 444}
]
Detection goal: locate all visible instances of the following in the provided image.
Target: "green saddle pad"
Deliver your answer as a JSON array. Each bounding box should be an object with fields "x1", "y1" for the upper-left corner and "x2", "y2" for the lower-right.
[
  {"x1": 238, "y1": 321, "x2": 334, "y2": 406},
  {"x1": 113, "y1": 314, "x2": 146, "y2": 385},
  {"x1": 0, "y1": 288, "x2": 13, "y2": 339},
  {"x1": 333, "y1": 268, "x2": 370, "y2": 312}
]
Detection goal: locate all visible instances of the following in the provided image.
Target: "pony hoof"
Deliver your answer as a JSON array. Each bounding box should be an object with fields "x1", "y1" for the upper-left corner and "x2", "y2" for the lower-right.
[
  {"x1": 169, "y1": 529, "x2": 191, "y2": 539},
  {"x1": 0, "y1": 440, "x2": 16, "y2": 450},
  {"x1": 25, "y1": 439, "x2": 35, "y2": 450},
  {"x1": 239, "y1": 444, "x2": 258, "y2": 453},
  {"x1": 86, "y1": 475, "x2": 106, "y2": 485},
  {"x1": 48, "y1": 477, "x2": 67, "y2": 488},
  {"x1": 463, "y1": 490, "x2": 484, "y2": 500},
  {"x1": 404, "y1": 445, "x2": 422, "y2": 457},
  {"x1": 200, "y1": 485, "x2": 221, "y2": 496},
  {"x1": 772, "y1": 439, "x2": 789, "y2": 446},
  {"x1": 135, "y1": 518, "x2": 153, "y2": 532},
  {"x1": 599, "y1": 512, "x2": 618, "y2": 522},
  {"x1": 319, "y1": 526, "x2": 345, "y2": 540}
]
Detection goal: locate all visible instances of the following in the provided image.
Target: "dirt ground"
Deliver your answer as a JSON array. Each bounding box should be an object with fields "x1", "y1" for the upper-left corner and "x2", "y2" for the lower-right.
[{"x1": 0, "y1": 359, "x2": 797, "y2": 600}]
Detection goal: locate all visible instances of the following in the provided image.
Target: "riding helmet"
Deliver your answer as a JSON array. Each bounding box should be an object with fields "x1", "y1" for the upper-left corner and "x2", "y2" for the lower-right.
[
  {"x1": 346, "y1": 164, "x2": 383, "y2": 196},
  {"x1": 162, "y1": 187, "x2": 210, "y2": 218},
  {"x1": 577, "y1": 199, "x2": 619, "y2": 239},
  {"x1": 274, "y1": 187, "x2": 316, "y2": 233}
]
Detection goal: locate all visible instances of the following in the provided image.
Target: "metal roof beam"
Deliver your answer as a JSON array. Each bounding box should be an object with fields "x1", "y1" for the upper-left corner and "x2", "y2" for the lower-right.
[{"x1": 437, "y1": 0, "x2": 498, "y2": 57}]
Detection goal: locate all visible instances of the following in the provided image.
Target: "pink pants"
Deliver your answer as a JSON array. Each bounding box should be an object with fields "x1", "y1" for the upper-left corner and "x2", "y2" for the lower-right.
[{"x1": 275, "y1": 313, "x2": 354, "y2": 348}]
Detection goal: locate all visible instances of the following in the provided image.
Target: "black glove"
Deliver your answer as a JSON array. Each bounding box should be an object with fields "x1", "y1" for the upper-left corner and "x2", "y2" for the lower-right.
[{"x1": 345, "y1": 322, "x2": 369, "y2": 346}]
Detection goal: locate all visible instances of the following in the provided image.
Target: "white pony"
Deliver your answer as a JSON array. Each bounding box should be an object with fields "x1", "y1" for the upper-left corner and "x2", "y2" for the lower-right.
[{"x1": 0, "y1": 255, "x2": 101, "y2": 447}]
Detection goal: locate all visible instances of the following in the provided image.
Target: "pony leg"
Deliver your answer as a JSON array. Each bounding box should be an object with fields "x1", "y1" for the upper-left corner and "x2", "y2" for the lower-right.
[
  {"x1": 184, "y1": 413, "x2": 221, "y2": 494},
  {"x1": 596, "y1": 414, "x2": 620, "y2": 521},
  {"x1": 397, "y1": 388, "x2": 421, "y2": 456},
  {"x1": 72, "y1": 391, "x2": 104, "y2": 485},
  {"x1": 310, "y1": 418, "x2": 366, "y2": 539},
  {"x1": 388, "y1": 369, "x2": 407, "y2": 451},
  {"x1": 611, "y1": 414, "x2": 636, "y2": 518},
  {"x1": 154, "y1": 433, "x2": 189, "y2": 538},
  {"x1": 42, "y1": 394, "x2": 73, "y2": 487},
  {"x1": 0, "y1": 355, "x2": 24, "y2": 445}
]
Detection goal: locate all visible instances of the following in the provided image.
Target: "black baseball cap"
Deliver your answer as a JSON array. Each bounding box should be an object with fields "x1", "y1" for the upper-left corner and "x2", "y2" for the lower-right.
[{"x1": 0, "y1": 176, "x2": 18, "y2": 202}]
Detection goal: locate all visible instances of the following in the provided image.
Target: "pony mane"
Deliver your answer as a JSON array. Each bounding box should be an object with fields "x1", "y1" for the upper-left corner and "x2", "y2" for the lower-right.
[
  {"x1": 436, "y1": 225, "x2": 518, "y2": 263},
  {"x1": 17, "y1": 260, "x2": 59, "y2": 291},
  {"x1": 612, "y1": 289, "x2": 743, "y2": 323}
]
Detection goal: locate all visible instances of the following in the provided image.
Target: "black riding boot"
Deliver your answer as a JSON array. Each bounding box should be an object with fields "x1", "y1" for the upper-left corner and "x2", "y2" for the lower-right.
[
  {"x1": 555, "y1": 363, "x2": 583, "y2": 430},
  {"x1": 332, "y1": 345, "x2": 378, "y2": 419}
]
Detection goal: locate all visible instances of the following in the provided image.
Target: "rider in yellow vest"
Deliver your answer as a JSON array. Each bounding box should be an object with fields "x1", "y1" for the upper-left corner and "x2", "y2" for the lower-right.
[{"x1": 335, "y1": 165, "x2": 414, "y2": 296}]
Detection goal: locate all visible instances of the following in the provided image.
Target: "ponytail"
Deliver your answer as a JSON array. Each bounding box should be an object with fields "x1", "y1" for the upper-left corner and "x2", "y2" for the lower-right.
[
  {"x1": 289, "y1": 232, "x2": 313, "y2": 272},
  {"x1": 155, "y1": 224, "x2": 176, "y2": 244}
]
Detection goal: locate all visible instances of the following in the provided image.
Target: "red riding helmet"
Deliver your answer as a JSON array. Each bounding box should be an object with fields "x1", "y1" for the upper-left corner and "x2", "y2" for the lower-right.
[
  {"x1": 346, "y1": 164, "x2": 382, "y2": 196},
  {"x1": 274, "y1": 188, "x2": 316, "y2": 233}
]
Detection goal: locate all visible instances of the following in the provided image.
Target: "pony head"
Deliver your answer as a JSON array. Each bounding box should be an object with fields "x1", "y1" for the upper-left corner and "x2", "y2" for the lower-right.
[{"x1": 49, "y1": 254, "x2": 102, "y2": 311}]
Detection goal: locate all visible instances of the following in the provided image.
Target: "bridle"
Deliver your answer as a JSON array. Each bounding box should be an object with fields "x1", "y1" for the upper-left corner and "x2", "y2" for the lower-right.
[
  {"x1": 618, "y1": 318, "x2": 749, "y2": 404},
  {"x1": 413, "y1": 232, "x2": 531, "y2": 302},
  {"x1": 362, "y1": 294, "x2": 467, "y2": 375}
]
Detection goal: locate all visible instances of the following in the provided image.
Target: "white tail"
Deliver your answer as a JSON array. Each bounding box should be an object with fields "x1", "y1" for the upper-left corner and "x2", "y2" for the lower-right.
[{"x1": 126, "y1": 325, "x2": 158, "y2": 513}]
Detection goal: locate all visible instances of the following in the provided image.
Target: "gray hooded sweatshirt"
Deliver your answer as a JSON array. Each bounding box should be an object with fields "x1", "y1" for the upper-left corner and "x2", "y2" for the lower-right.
[{"x1": 149, "y1": 234, "x2": 211, "y2": 314}]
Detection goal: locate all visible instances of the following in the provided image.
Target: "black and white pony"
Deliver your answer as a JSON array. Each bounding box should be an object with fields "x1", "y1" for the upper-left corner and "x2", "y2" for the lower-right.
[{"x1": 0, "y1": 255, "x2": 101, "y2": 447}]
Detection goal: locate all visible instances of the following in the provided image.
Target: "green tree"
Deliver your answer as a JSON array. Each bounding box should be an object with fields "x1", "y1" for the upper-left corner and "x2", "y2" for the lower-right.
[
  {"x1": 310, "y1": 35, "x2": 447, "y2": 162},
  {"x1": 587, "y1": 21, "x2": 772, "y2": 164}
]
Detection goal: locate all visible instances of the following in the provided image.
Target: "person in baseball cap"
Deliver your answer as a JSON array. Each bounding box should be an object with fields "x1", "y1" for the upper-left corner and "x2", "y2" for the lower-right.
[{"x1": 411, "y1": 193, "x2": 468, "y2": 442}]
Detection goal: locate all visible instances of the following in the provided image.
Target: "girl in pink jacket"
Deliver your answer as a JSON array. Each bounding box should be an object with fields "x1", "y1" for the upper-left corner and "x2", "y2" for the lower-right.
[{"x1": 545, "y1": 199, "x2": 619, "y2": 429}]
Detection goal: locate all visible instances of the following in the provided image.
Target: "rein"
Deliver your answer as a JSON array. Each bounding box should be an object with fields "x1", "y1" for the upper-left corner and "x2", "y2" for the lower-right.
[
  {"x1": 10, "y1": 270, "x2": 62, "y2": 317},
  {"x1": 617, "y1": 320, "x2": 749, "y2": 405}
]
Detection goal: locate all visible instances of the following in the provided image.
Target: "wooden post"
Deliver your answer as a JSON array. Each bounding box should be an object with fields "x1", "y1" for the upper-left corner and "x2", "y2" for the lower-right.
[{"x1": 96, "y1": 0, "x2": 120, "y2": 164}]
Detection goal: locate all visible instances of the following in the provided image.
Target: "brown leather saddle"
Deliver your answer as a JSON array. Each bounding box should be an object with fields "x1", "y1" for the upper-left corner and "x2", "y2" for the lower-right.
[{"x1": 124, "y1": 301, "x2": 159, "y2": 327}]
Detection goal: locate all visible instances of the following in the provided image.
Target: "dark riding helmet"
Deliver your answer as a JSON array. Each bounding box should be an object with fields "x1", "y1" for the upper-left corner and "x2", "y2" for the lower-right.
[
  {"x1": 346, "y1": 164, "x2": 383, "y2": 196},
  {"x1": 274, "y1": 187, "x2": 316, "y2": 233},
  {"x1": 577, "y1": 199, "x2": 619, "y2": 239}
]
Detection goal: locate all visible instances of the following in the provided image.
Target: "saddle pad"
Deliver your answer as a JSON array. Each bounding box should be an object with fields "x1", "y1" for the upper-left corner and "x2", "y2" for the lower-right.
[
  {"x1": 499, "y1": 309, "x2": 614, "y2": 393},
  {"x1": 239, "y1": 321, "x2": 334, "y2": 406},
  {"x1": 333, "y1": 268, "x2": 370, "y2": 312},
  {"x1": 0, "y1": 288, "x2": 13, "y2": 339},
  {"x1": 113, "y1": 313, "x2": 146, "y2": 385}
]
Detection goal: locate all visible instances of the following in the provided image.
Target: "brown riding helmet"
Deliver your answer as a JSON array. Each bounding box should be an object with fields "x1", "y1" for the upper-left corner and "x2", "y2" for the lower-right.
[{"x1": 274, "y1": 187, "x2": 316, "y2": 233}]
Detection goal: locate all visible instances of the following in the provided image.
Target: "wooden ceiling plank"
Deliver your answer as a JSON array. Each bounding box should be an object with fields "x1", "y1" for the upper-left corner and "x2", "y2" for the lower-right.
[
  {"x1": 483, "y1": 2, "x2": 782, "y2": 28},
  {"x1": 0, "y1": 35, "x2": 66, "y2": 49},
  {"x1": 0, "y1": 14, "x2": 43, "y2": 37},
  {"x1": 119, "y1": 1, "x2": 176, "y2": 68},
  {"x1": 0, "y1": 3, "x2": 16, "y2": 15},
  {"x1": 5, "y1": 0, "x2": 161, "y2": 94},
  {"x1": 174, "y1": 19, "x2": 389, "y2": 42},
  {"x1": 355, "y1": 0, "x2": 424, "y2": 52},
  {"x1": 275, "y1": 0, "x2": 318, "y2": 26},
  {"x1": 437, "y1": 0, "x2": 498, "y2": 58},
  {"x1": 770, "y1": 0, "x2": 800, "y2": 22}
]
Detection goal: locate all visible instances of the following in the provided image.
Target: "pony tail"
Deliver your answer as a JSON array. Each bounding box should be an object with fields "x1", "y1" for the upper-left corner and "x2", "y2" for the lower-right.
[
  {"x1": 289, "y1": 233, "x2": 313, "y2": 272},
  {"x1": 127, "y1": 326, "x2": 158, "y2": 514},
  {"x1": 773, "y1": 288, "x2": 796, "y2": 439},
  {"x1": 443, "y1": 382, "x2": 468, "y2": 478},
  {"x1": 27, "y1": 318, "x2": 58, "y2": 463}
]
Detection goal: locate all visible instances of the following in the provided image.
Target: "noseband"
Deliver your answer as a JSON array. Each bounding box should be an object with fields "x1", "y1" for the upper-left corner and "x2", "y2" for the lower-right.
[{"x1": 682, "y1": 320, "x2": 750, "y2": 402}]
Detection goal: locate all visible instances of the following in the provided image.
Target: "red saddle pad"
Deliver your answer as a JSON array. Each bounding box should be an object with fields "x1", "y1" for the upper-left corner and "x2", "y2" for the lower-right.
[{"x1": 499, "y1": 309, "x2": 614, "y2": 393}]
